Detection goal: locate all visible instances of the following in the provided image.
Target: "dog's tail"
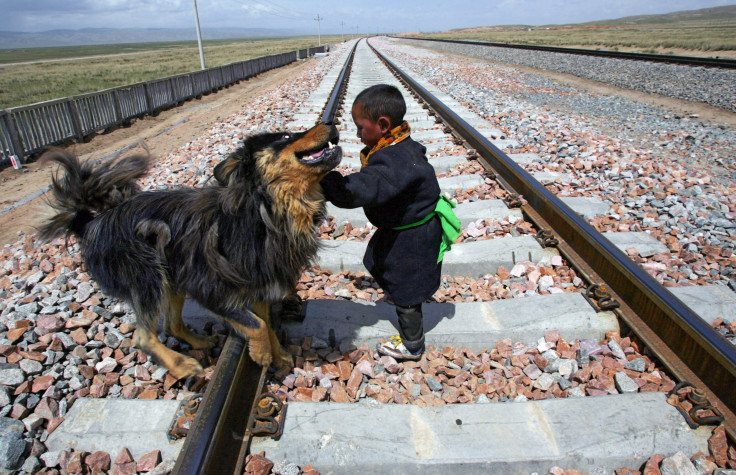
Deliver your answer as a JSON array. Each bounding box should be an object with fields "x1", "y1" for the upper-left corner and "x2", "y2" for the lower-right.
[{"x1": 38, "y1": 149, "x2": 152, "y2": 242}]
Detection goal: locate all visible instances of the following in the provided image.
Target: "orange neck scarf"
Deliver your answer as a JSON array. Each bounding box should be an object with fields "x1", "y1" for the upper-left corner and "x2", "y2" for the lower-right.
[{"x1": 360, "y1": 121, "x2": 411, "y2": 169}]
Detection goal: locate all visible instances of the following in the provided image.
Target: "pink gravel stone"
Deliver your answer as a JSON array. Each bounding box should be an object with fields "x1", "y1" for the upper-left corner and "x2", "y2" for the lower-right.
[
  {"x1": 136, "y1": 450, "x2": 161, "y2": 472},
  {"x1": 36, "y1": 315, "x2": 65, "y2": 334},
  {"x1": 346, "y1": 367, "x2": 363, "y2": 399},
  {"x1": 355, "y1": 360, "x2": 375, "y2": 378},
  {"x1": 85, "y1": 451, "x2": 111, "y2": 471},
  {"x1": 31, "y1": 375, "x2": 54, "y2": 393},
  {"x1": 114, "y1": 448, "x2": 134, "y2": 465}
]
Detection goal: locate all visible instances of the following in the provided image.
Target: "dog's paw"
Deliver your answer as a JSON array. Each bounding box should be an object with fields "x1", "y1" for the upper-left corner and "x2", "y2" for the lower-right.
[
  {"x1": 274, "y1": 351, "x2": 294, "y2": 371},
  {"x1": 249, "y1": 340, "x2": 273, "y2": 367},
  {"x1": 169, "y1": 356, "x2": 204, "y2": 380},
  {"x1": 188, "y1": 334, "x2": 219, "y2": 350}
]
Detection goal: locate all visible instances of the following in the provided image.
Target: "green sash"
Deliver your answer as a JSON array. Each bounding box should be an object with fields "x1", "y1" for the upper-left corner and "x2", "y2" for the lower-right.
[{"x1": 393, "y1": 195, "x2": 461, "y2": 263}]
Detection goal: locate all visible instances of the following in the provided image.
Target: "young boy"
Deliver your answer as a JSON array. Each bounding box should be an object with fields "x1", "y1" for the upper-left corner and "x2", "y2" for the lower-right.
[{"x1": 320, "y1": 84, "x2": 459, "y2": 360}]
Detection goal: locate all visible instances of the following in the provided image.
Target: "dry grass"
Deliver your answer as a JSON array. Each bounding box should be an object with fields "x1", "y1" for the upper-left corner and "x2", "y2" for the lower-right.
[
  {"x1": 0, "y1": 36, "x2": 342, "y2": 109},
  {"x1": 418, "y1": 23, "x2": 736, "y2": 57}
]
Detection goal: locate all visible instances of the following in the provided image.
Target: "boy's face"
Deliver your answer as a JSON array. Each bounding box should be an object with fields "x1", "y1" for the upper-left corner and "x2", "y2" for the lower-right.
[{"x1": 352, "y1": 103, "x2": 391, "y2": 150}]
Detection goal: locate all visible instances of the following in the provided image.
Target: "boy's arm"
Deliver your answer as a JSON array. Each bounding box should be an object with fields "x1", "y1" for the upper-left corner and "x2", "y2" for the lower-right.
[{"x1": 320, "y1": 162, "x2": 401, "y2": 209}]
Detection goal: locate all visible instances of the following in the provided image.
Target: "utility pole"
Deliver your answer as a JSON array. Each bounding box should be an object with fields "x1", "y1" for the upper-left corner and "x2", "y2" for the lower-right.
[
  {"x1": 192, "y1": 0, "x2": 205, "y2": 69},
  {"x1": 340, "y1": 21, "x2": 345, "y2": 42},
  {"x1": 314, "y1": 14, "x2": 323, "y2": 47}
]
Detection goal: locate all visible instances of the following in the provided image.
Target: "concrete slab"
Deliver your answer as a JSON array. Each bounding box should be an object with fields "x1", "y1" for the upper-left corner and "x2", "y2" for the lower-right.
[
  {"x1": 491, "y1": 139, "x2": 520, "y2": 150},
  {"x1": 508, "y1": 153, "x2": 542, "y2": 164},
  {"x1": 45, "y1": 398, "x2": 184, "y2": 461},
  {"x1": 453, "y1": 199, "x2": 523, "y2": 226},
  {"x1": 251, "y1": 392, "x2": 709, "y2": 474},
  {"x1": 339, "y1": 155, "x2": 361, "y2": 169},
  {"x1": 287, "y1": 119, "x2": 316, "y2": 130},
  {"x1": 290, "y1": 113, "x2": 320, "y2": 123},
  {"x1": 603, "y1": 231, "x2": 669, "y2": 258},
  {"x1": 326, "y1": 203, "x2": 371, "y2": 226},
  {"x1": 476, "y1": 127, "x2": 506, "y2": 139},
  {"x1": 438, "y1": 175, "x2": 485, "y2": 194},
  {"x1": 532, "y1": 171, "x2": 573, "y2": 185},
  {"x1": 338, "y1": 141, "x2": 452, "y2": 157},
  {"x1": 317, "y1": 240, "x2": 367, "y2": 273},
  {"x1": 404, "y1": 112, "x2": 433, "y2": 122},
  {"x1": 293, "y1": 292, "x2": 618, "y2": 351},
  {"x1": 326, "y1": 198, "x2": 520, "y2": 229},
  {"x1": 424, "y1": 142, "x2": 452, "y2": 154},
  {"x1": 669, "y1": 284, "x2": 736, "y2": 324},
  {"x1": 442, "y1": 236, "x2": 559, "y2": 277},
  {"x1": 342, "y1": 119, "x2": 437, "y2": 134},
  {"x1": 335, "y1": 152, "x2": 465, "y2": 174},
  {"x1": 428, "y1": 156, "x2": 467, "y2": 173},
  {"x1": 338, "y1": 142, "x2": 366, "y2": 156},
  {"x1": 560, "y1": 196, "x2": 612, "y2": 219},
  {"x1": 411, "y1": 129, "x2": 447, "y2": 141},
  {"x1": 316, "y1": 236, "x2": 558, "y2": 277}
]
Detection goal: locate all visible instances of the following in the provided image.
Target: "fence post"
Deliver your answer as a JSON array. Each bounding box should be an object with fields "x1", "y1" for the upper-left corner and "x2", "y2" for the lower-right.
[
  {"x1": 1, "y1": 111, "x2": 26, "y2": 163},
  {"x1": 65, "y1": 98, "x2": 85, "y2": 142},
  {"x1": 112, "y1": 90, "x2": 123, "y2": 126},
  {"x1": 189, "y1": 75, "x2": 197, "y2": 98},
  {"x1": 143, "y1": 82, "x2": 155, "y2": 114}
]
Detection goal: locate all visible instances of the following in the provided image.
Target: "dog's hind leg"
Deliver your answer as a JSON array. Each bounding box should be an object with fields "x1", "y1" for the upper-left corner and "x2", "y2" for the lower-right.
[
  {"x1": 252, "y1": 301, "x2": 293, "y2": 371},
  {"x1": 163, "y1": 290, "x2": 218, "y2": 350},
  {"x1": 134, "y1": 325, "x2": 204, "y2": 380},
  {"x1": 132, "y1": 292, "x2": 204, "y2": 380},
  {"x1": 207, "y1": 304, "x2": 272, "y2": 367}
]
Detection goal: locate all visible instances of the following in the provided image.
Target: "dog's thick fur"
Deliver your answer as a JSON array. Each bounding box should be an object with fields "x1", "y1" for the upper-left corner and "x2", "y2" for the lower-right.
[{"x1": 39, "y1": 123, "x2": 341, "y2": 379}]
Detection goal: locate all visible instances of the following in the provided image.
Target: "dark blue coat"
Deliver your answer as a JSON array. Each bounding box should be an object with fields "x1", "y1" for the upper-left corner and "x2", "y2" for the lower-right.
[{"x1": 320, "y1": 138, "x2": 442, "y2": 306}]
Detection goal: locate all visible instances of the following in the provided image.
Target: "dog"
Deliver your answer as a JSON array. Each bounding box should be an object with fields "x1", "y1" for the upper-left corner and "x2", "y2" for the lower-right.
[{"x1": 38, "y1": 123, "x2": 342, "y2": 380}]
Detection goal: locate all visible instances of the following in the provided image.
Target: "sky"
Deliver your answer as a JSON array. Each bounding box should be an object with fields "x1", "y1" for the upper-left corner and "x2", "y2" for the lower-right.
[{"x1": 0, "y1": 0, "x2": 733, "y2": 35}]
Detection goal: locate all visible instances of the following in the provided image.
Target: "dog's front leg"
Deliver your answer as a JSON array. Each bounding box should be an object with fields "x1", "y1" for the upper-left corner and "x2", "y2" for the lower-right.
[
  {"x1": 134, "y1": 326, "x2": 204, "y2": 380},
  {"x1": 163, "y1": 291, "x2": 218, "y2": 350},
  {"x1": 251, "y1": 302, "x2": 293, "y2": 371},
  {"x1": 217, "y1": 305, "x2": 273, "y2": 367}
]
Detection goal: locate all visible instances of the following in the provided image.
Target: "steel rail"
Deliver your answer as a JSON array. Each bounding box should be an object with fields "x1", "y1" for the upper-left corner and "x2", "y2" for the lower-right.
[
  {"x1": 171, "y1": 336, "x2": 266, "y2": 475},
  {"x1": 173, "y1": 37, "x2": 735, "y2": 474},
  {"x1": 321, "y1": 42, "x2": 358, "y2": 124},
  {"x1": 403, "y1": 37, "x2": 736, "y2": 69},
  {"x1": 171, "y1": 42, "x2": 359, "y2": 475},
  {"x1": 368, "y1": 39, "x2": 736, "y2": 436}
]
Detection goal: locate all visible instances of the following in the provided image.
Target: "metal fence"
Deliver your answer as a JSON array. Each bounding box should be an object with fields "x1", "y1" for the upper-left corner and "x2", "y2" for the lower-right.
[{"x1": 0, "y1": 46, "x2": 327, "y2": 166}]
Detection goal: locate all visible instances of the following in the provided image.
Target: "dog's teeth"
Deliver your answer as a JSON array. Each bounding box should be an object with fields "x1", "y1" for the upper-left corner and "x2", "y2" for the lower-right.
[{"x1": 328, "y1": 142, "x2": 334, "y2": 149}]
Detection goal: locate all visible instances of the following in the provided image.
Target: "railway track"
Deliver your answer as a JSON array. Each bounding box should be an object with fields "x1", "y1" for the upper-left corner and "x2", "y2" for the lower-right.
[
  {"x1": 172, "y1": 38, "x2": 736, "y2": 474},
  {"x1": 404, "y1": 37, "x2": 736, "y2": 69}
]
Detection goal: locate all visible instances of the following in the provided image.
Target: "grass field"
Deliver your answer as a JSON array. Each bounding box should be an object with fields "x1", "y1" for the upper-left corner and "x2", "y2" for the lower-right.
[
  {"x1": 0, "y1": 36, "x2": 342, "y2": 109},
  {"x1": 3, "y1": 6, "x2": 735, "y2": 111},
  {"x1": 417, "y1": 24, "x2": 736, "y2": 54},
  {"x1": 417, "y1": 7, "x2": 736, "y2": 56}
]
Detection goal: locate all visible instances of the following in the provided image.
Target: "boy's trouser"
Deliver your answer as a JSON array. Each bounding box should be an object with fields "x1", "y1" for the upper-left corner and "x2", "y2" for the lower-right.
[{"x1": 396, "y1": 303, "x2": 425, "y2": 353}]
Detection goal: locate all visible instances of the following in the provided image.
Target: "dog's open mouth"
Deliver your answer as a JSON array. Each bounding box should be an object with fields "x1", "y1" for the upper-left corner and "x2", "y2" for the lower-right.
[{"x1": 297, "y1": 138, "x2": 341, "y2": 166}]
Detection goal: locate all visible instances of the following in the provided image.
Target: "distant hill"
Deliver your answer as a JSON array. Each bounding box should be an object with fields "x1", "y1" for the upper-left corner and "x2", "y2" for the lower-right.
[
  {"x1": 446, "y1": 5, "x2": 736, "y2": 32},
  {"x1": 0, "y1": 27, "x2": 313, "y2": 49},
  {"x1": 582, "y1": 5, "x2": 736, "y2": 26}
]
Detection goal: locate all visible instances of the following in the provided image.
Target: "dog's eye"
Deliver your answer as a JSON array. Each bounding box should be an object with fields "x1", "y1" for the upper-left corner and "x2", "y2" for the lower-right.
[{"x1": 281, "y1": 135, "x2": 291, "y2": 141}]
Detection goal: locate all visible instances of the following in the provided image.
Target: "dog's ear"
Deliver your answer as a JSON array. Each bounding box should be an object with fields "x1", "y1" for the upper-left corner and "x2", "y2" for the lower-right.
[{"x1": 214, "y1": 156, "x2": 238, "y2": 186}]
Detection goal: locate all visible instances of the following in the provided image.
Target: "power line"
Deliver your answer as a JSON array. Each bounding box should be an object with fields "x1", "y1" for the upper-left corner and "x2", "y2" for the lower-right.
[
  {"x1": 314, "y1": 14, "x2": 322, "y2": 46},
  {"x1": 192, "y1": 0, "x2": 205, "y2": 69}
]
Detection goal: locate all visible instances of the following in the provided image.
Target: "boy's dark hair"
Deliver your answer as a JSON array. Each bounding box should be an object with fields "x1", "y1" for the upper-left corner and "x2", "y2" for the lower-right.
[{"x1": 353, "y1": 84, "x2": 406, "y2": 128}]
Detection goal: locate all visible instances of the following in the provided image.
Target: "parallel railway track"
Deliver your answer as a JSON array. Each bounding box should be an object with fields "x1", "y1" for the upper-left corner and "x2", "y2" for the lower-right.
[
  {"x1": 403, "y1": 37, "x2": 736, "y2": 69},
  {"x1": 172, "y1": 38, "x2": 736, "y2": 474}
]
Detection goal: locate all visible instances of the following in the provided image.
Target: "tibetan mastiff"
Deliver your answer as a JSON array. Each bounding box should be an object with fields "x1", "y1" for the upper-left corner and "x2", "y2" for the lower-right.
[{"x1": 39, "y1": 123, "x2": 341, "y2": 380}]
